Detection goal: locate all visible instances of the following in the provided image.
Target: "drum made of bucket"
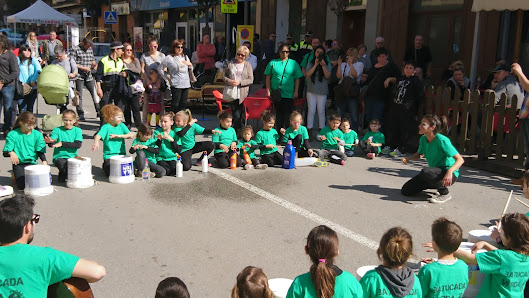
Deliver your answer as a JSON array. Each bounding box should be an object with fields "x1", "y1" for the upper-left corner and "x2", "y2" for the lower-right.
[
  {"x1": 356, "y1": 265, "x2": 377, "y2": 278},
  {"x1": 24, "y1": 165, "x2": 53, "y2": 197},
  {"x1": 460, "y1": 242, "x2": 486, "y2": 297},
  {"x1": 468, "y1": 229, "x2": 497, "y2": 247},
  {"x1": 67, "y1": 157, "x2": 94, "y2": 189},
  {"x1": 268, "y1": 278, "x2": 293, "y2": 298},
  {"x1": 109, "y1": 155, "x2": 135, "y2": 184}
]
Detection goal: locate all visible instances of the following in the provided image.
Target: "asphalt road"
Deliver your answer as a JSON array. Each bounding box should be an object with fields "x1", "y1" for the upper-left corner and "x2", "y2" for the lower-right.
[{"x1": 1, "y1": 92, "x2": 527, "y2": 297}]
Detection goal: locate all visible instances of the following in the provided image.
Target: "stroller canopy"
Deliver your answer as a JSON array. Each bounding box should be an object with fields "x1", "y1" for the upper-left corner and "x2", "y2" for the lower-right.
[{"x1": 37, "y1": 64, "x2": 69, "y2": 105}]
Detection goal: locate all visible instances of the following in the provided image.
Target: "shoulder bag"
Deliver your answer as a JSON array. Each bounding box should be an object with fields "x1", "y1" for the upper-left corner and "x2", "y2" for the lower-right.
[
  {"x1": 270, "y1": 59, "x2": 289, "y2": 103},
  {"x1": 333, "y1": 64, "x2": 359, "y2": 105}
]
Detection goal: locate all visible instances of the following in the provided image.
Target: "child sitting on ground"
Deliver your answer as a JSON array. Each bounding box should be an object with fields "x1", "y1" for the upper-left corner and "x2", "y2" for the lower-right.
[
  {"x1": 232, "y1": 266, "x2": 275, "y2": 298},
  {"x1": 280, "y1": 111, "x2": 315, "y2": 158},
  {"x1": 317, "y1": 114, "x2": 347, "y2": 165},
  {"x1": 144, "y1": 69, "x2": 166, "y2": 126},
  {"x1": 238, "y1": 125, "x2": 267, "y2": 170},
  {"x1": 212, "y1": 111, "x2": 241, "y2": 169},
  {"x1": 130, "y1": 123, "x2": 165, "y2": 178},
  {"x1": 361, "y1": 119, "x2": 385, "y2": 159},
  {"x1": 418, "y1": 217, "x2": 468, "y2": 297},
  {"x1": 340, "y1": 118, "x2": 358, "y2": 157},
  {"x1": 155, "y1": 112, "x2": 180, "y2": 176},
  {"x1": 155, "y1": 277, "x2": 190, "y2": 298},
  {"x1": 360, "y1": 227, "x2": 422, "y2": 297},
  {"x1": 255, "y1": 110, "x2": 282, "y2": 167}
]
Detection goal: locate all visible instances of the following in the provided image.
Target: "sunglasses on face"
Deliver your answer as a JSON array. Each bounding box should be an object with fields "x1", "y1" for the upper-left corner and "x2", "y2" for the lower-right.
[
  {"x1": 236, "y1": 53, "x2": 245, "y2": 57},
  {"x1": 176, "y1": 46, "x2": 184, "y2": 49},
  {"x1": 125, "y1": 48, "x2": 132, "y2": 51},
  {"x1": 281, "y1": 50, "x2": 290, "y2": 53},
  {"x1": 31, "y1": 214, "x2": 40, "y2": 224},
  {"x1": 149, "y1": 45, "x2": 158, "y2": 48},
  {"x1": 22, "y1": 49, "x2": 31, "y2": 52}
]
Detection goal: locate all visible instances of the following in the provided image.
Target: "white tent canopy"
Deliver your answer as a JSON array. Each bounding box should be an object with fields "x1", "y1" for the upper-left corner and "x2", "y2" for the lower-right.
[
  {"x1": 6, "y1": 0, "x2": 76, "y2": 25},
  {"x1": 472, "y1": 0, "x2": 529, "y2": 12}
]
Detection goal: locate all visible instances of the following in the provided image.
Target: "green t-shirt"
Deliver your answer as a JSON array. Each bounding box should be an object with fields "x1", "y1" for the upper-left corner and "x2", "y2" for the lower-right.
[
  {"x1": 173, "y1": 123, "x2": 205, "y2": 153},
  {"x1": 475, "y1": 249, "x2": 529, "y2": 298},
  {"x1": 283, "y1": 126, "x2": 309, "y2": 149},
  {"x1": 286, "y1": 270, "x2": 363, "y2": 297},
  {"x1": 50, "y1": 126, "x2": 83, "y2": 162},
  {"x1": 238, "y1": 139, "x2": 258, "y2": 159},
  {"x1": 417, "y1": 260, "x2": 468, "y2": 298},
  {"x1": 154, "y1": 129, "x2": 178, "y2": 161},
  {"x1": 0, "y1": 244, "x2": 79, "y2": 298},
  {"x1": 96, "y1": 123, "x2": 130, "y2": 160},
  {"x1": 3, "y1": 128, "x2": 46, "y2": 164},
  {"x1": 342, "y1": 130, "x2": 358, "y2": 150},
  {"x1": 319, "y1": 126, "x2": 344, "y2": 150},
  {"x1": 362, "y1": 131, "x2": 386, "y2": 153},
  {"x1": 264, "y1": 58, "x2": 303, "y2": 99},
  {"x1": 360, "y1": 269, "x2": 422, "y2": 298},
  {"x1": 417, "y1": 134, "x2": 460, "y2": 178},
  {"x1": 212, "y1": 126, "x2": 238, "y2": 154},
  {"x1": 255, "y1": 129, "x2": 280, "y2": 155},
  {"x1": 132, "y1": 136, "x2": 159, "y2": 164}
]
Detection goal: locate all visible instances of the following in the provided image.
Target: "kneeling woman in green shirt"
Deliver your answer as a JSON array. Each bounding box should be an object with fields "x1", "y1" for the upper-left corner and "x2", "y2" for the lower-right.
[{"x1": 401, "y1": 115, "x2": 464, "y2": 204}]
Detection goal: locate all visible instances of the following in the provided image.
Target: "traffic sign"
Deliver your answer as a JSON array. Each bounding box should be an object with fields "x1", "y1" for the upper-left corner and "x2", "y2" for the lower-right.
[
  {"x1": 104, "y1": 11, "x2": 118, "y2": 24},
  {"x1": 221, "y1": 0, "x2": 237, "y2": 14}
]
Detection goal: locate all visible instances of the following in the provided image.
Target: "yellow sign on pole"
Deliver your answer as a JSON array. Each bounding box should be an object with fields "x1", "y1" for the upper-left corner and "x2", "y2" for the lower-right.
[
  {"x1": 221, "y1": 0, "x2": 238, "y2": 14},
  {"x1": 236, "y1": 25, "x2": 254, "y2": 49}
]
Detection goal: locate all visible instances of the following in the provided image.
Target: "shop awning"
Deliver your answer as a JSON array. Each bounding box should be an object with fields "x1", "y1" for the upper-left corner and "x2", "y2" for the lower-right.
[
  {"x1": 131, "y1": 0, "x2": 197, "y2": 12},
  {"x1": 471, "y1": 0, "x2": 529, "y2": 12}
]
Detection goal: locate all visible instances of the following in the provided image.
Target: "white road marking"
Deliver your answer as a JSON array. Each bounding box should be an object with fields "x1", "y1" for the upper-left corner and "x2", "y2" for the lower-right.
[{"x1": 209, "y1": 168, "x2": 379, "y2": 250}]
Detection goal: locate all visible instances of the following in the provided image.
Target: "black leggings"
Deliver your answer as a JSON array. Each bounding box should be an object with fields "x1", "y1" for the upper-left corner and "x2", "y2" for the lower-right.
[
  {"x1": 291, "y1": 134, "x2": 312, "y2": 158},
  {"x1": 401, "y1": 167, "x2": 457, "y2": 196},
  {"x1": 170, "y1": 87, "x2": 188, "y2": 113},
  {"x1": 180, "y1": 141, "x2": 214, "y2": 171},
  {"x1": 214, "y1": 152, "x2": 242, "y2": 169},
  {"x1": 125, "y1": 93, "x2": 142, "y2": 128},
  {"x1": 275, "y1": 98, "x2": 294, "y2": 130},
  {"x1": 157, "y1": 160, "x2": 177, "y2": 176},
  {"x1": 54, "y1": 158, "x2": 68, "y2": 180},
  {"x1": 134, "y1": 150, "x2": 166, "y2": 177},
  {"x1": 12, "y1": 163, "x2": 32, "y2": 190},
  {"x1": 260, "y1": 151, "x2": 283, "y2": 167},
  {"x1": 102, "y1": 159, "x2": 111, "y2": 177}
]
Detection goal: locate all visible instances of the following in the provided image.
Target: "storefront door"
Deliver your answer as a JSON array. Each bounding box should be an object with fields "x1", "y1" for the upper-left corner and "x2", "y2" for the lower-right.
[{"x1": 176, "y1": 22, "x2": 188, "y2": 45}]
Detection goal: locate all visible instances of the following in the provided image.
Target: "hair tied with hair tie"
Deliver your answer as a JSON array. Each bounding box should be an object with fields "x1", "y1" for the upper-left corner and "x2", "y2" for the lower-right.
[{"x1": 318, "y1": 259, "x2": 326, "y2": 263}]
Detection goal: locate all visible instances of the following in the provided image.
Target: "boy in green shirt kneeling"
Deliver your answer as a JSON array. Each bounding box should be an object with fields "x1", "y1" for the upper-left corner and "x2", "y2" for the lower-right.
[{"x1": 317, "y1": 114, "x2": 347, "y2": 165}]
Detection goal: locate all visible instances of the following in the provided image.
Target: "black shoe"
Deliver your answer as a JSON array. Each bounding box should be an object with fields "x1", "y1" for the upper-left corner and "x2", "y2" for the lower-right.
[
  {"x1": 58, "y1": 173, "x2": 66, "y2": 183},
  {"x1": 79, "y1": 115, "x2": 86, "y2": 121}
]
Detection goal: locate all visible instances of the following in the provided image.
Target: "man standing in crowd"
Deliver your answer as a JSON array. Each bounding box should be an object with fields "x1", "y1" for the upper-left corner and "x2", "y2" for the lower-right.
[
  {"x1": 52, "y1": 46, "x2": 78, "y2": 113},
  {"x1": 42, "y1": 31, "x2": 60, "y2": 64},
  {"x1": 243, "y1": 41, "x2": 258, "y2": 71},
  {"x1": 403, "y1": 34, "x2": 432, "y2": 78},
  {"x1": 286, "y1": 34, "x2": 300, "y2": 63},
  {"x1": 493, "y1": 64, "x2": 525, "y2": 109},
  {"x1": 264, "y1": 33, "x2": 276, "y2": 63},
  {"x1": 214, "y1": 34, "x2": 225, "y2": 62},
  {"x1": 95, "y1": 41, "x2": 125, "y2": 124},
  {"x1": 69, "y1": 38, "x2": 99, "y2": 121},
  {"x1": 370, "y1": 36, "x2": 393, "y2": 67},
  {"x1": 298, "y1": 31, "x2": 314, "y2": 64},
  {"x1": 0, "y1": 194, "x2": 106, "y2": 297},
  {"x1": 197, "y1": 34, "x2": 216, "y2": 75}
]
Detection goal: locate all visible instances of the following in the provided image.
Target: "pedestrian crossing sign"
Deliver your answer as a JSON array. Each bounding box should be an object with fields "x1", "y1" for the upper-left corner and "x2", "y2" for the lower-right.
[
  {"x1": 221, "y1": 0, "x2": 237, "y2": 13},
  {"x1": 104, "y1": 11, "x2": 118, "y2": 24}
]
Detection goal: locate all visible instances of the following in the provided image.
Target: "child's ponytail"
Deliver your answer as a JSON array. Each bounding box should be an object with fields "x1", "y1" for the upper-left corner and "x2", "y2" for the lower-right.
[
  {"x1": 260, "y1": 110, "x2": 275, "y2": 122},
  {"x1": 423, "y1": 114, "x2": 449, "y2": 135},
  {"x1": 13, "y1": 111, "x2": 36, "y2": 130},
  {"x1": 306, "y1": 225, "x2": 339, "y2": 298},
  {"x1": 377, "y1": 227, "x2": 413, "y2": 268}
]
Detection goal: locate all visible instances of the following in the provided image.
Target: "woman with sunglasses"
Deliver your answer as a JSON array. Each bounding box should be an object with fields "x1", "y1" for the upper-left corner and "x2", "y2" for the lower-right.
[
  {"x1": 140, "y1": 38, "x2": 165, "y2": 87},
  {"x1": 25, "y1": 32, "x2": 42, "y2": 65},
  {"x1": 16, "y1": 44, "x2": 41, "y2": 114},
  {"x1": 264, "y1": 44, "x2": 303, "y2": 129},
  {"x1": 222, "y1": 46, "x2": 254, "y2": 130},
  {"x1": 121, "y1": 42, "x2": 142, "y2": 129},
  {"x1": 161, "y1": 39, "x2": 193, "y2": 113}
]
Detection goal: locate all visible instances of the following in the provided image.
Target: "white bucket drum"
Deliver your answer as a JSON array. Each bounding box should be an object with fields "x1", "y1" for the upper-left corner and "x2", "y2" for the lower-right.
[
  {"x1": 109, "y1": 155, "x2": 135, "y2": 184},
  {"x1": 356, "y1": 265, "x2": 377, "y2": 278},
  {"x1": 295, "y1": 157, "x2": 318, "y2": 167},
  {"x1": 0, "y1": 185, "x2": 13, "y2": 198},
  {"x1": 67, "y1": 157, "x2": 94, "y2": 189},
  {"x1": 268, "y1": 278, "x2": 293, "y2": 298},
  {"x1": 24, "y1": 165, "x2": 53, "y2": 197},
  {"x1": 468, "y1": 229, "x2": 497, "y2": 246},
  {"x1": 460, "y1": 242, "x2": 486, "y2": 297}
]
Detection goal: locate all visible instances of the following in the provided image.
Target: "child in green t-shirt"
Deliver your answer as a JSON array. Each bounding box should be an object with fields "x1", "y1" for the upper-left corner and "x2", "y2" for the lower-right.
[
  {"x1": 287, "y1": 225, "x2": 363, "y2": 298},
  {"x1": 92, "y1": 104, "x2": 135, "y2": 177},
  {"x1": 454, "y1": 213, "x2": 529, "y2": 298},
  {"x1": 238, "y1": 125, "x2": 267, "y2": 170},
  {"x1": 361, "y1": 119, "x2": 385, "y2": 159},
  {"x1": 232, "y1": 266, "x2": 274, "y2": 298},
  {"x1": 2, "y1": 112, "x2": 47, "y2": 190},
  {"x1": 340, "y1": 118, "x2": 358, "y2": 157},
  {"x1": 280, "y1": 111, "x2": 316, "y2": 158},
  {"x1": 130, "y1": 124, "x2": 165, "y2": 178},
  {"x1": 317, "y1": 114, "x2": 347, "y2": 165},
  {"x1": 255, "y1": 110, "x2": 282, "y2": 167},
  {"x1": 418, "y1": 218, "x2": 468, "y2": 298},
  {"x1": 44, "y1": 110, "x2": 83, "y2": 183},
  {"x1": 155, "y1": 112, "x2": 180, "y2": 176},
  {"x1": 212, "y1": 111, "x2": 241, "y2": 169},
  {"x1": 360, "y1": 227, "x2": 422, "y2": 298}
]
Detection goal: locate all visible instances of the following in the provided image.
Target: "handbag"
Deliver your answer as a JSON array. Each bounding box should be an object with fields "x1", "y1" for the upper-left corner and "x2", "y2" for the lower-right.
[
  {"x1": 223, "y1": 85, "x2": 239, "y2": 102},
  {"x1": 333, "y1": 65, "x2": 359, "y2": 105},
  {"x1": 180, "y1": 55, "x2": 196, "y2": 83},
  {"x1": 270, "y1": 59, "x2": 290, "y2": 103}
]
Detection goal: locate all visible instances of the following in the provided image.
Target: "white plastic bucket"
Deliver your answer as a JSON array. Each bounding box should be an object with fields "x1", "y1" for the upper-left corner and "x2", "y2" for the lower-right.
[
  {"x1": 268, "y1": 278, "x2": 293, "y2": 298},
  {"x1": 67, "y1": 157, "x2": 94, "y2": 189},
  {"x1": 468, "y1": 229, "x2": 497, "y2": 246},
  {"x1": 295, "y1": 157, "x2": 318, "y2": 167},
  {"x1": 109, "y1": 155, "x2": 135, "y2": 184},
  {"x1": 356, "y1": 265, "x2": 377, "y2": 278},
  {"x1": 460, "y1": 242, "x2": 486, "y2": 297},
  {"x1": 24, "y1": 165, "x2": 53, "y2": 197},
  {"x1": 0, "y1": 185, "x2": 14, "y2": 198}
]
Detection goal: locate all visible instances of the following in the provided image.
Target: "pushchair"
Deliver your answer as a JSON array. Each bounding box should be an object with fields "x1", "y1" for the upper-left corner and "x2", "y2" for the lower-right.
[{"x1": 36, "y1": 64, "x2": 70, "y2": 132}]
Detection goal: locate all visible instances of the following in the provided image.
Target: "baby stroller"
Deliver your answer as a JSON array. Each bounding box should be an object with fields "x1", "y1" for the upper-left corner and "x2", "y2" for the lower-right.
[{"x1": 37, "y1": 65, "x2": 70, "y2": 132}]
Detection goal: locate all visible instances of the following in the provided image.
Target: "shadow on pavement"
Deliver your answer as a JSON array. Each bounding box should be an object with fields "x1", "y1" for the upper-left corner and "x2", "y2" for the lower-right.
[{"x1": 328, "y1": 184, "x2": 431, "y2": 204}]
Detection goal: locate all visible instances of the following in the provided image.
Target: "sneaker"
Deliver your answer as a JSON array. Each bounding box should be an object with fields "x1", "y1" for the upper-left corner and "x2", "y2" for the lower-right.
[
  {"x1": 244, "y1": 164, "x2": 254, "y2": 170},
  {"x1": 389, "y1": 148, "x2": 405, "y2": 157},
  {"x1": 150, "y1": 172, "x2": 156, "y2": 178},
  {"x1": 367, "y1": 153, "x2": 375, "y2": 159},
  {"x1": 314, "y1": 160, "x2": 328, "y2": 167},
  {"x1": 380, "y1": 146, "x2": 391, "y2": 155},
  {"x1": 79, "y1": 115, "x2": 86, "y2": 121},
  {"x1": 255, "y1": 164, "x2": 268, "y2": 170},
  {"x1": 429, "y1": 194, "x2": 452, "y2": 204}
]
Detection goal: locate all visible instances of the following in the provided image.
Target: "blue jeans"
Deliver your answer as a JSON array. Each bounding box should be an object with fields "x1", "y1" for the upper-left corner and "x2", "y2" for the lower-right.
[
  {"x1": 344, "y1": 149, "x2": 355, "y2": 157},
  {"x1": 1, "y1": 85, "x2": 15, "y2": 131},
  {"x1": 17, "y1": 89, "x2": 38, "y2": 113},
  {"x1": 338, "y1": 96, "x2": 359, "y2": 131},
  {"x1": 365, "y1": 99, "x2": 386, "y2": 128}
]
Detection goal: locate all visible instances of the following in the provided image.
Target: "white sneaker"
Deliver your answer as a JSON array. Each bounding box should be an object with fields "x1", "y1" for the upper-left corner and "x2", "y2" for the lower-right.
[
  {"x1": 389, "y1": 148, "x2": 405, "y2": 157},
  {"x1": 380, "y1": 146, "x2": 391, "y2": 155},
  {"x1": 429, "y1": 194, "x2": 452, "y2": 204},
  {"x1": 243, "y1": 164, "x2": 254, "y2": 170}
]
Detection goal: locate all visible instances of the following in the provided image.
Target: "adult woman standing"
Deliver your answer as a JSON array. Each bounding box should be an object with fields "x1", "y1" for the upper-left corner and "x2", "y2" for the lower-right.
[
  {"x1": 336, "y1": 48, "x2": 364, "y2": 131},
  {"x1": 25, "y1": 32, "x2": 41, "y2": 64},
  {"x1": 222, "y1": 46, "x2": 254, "y2": 130},
  {"x1": 305, "y1": 46, "x2": 331, "y2": 138},
  {"x1": 264, "y1": 44, "x2": 303, "y2": 129},
  {"x1": 0, "y1": 35, "x2": 20, "y2": 136},
  {"x1": 357, "y1": 44, "x2": 371, "y2": 71},
  {"x1": 140, "y1": 39, "x2": 165, "y2": 87},
  {"x1": 121, "y1": 42, "x2": 142, "y2": 129},
  {"x1": 16, "y1": 44, "x2": 41, "y2": 113},
  {"x1": 162, "y1": 40, "x2": 193, "y2": 113}
]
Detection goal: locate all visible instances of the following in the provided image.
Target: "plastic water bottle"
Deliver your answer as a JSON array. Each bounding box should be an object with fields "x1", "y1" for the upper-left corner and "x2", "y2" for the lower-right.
[
  {"x1": 142, "y1": 158, "x2": 150, "y2": 181},
  {"x1": 282, "y1": 140, "x2": 295, "y2": 169},
  {"x1": 176, "y1": 156, "x2": 183, "y2": 178},
  {"x1": 230, "y1": 150, "x2": 237, "y2": 169},
  {"x1": 201, "y1": 151, "x2": 208, "y2": 173}
]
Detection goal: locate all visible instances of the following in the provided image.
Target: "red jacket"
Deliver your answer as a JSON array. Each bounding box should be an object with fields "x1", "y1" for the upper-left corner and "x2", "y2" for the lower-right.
[{"x1": 197, "y1": 43, "x2": 216, "y2": 69}]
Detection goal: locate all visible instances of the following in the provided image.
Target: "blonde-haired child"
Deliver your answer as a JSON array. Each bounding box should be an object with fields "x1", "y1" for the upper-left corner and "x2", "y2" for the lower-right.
[
  {"x1": 232, "y1": 266, "x2": 274, "y2": 298},
  {"x1": 130, "y1": 123, "x2": 165, "y2": 178},
  {"x1": 280, "y1": 111, "x2": 315, "y2": 158}
]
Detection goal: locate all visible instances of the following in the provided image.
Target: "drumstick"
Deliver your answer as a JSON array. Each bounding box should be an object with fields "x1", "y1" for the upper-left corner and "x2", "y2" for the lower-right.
[
  {"x1": 513, "y1": 196, "x2": 529, "y2": 209},
  {"x1": 498, "y1": 190, "x2": 513, "y2": 231}
]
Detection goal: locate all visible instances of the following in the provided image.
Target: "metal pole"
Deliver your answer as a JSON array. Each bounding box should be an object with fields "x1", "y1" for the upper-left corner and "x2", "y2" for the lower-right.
[
  {"x1": 470, "y1": 11, "x2": 481, "y2": 90},
  {"x1": 226, "y1": 13, "x2": 230, "y2": 60},
  {"x1": 244, "y1": 0, "x2": 249, "y2": 25}
]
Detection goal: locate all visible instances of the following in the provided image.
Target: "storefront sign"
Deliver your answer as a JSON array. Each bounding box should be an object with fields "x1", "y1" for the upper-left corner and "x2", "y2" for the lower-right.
[
  {"x1": 236, "y1": 25, "x2": 253, "y2": 49},
  {"x1": 112, "y1": 2, "x2": 130, "y2": 15}
]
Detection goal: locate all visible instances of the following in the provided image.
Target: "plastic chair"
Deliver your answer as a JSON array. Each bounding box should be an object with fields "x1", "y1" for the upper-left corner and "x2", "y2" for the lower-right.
[
  {"x1": 243, "y1": 97, "x2": 273, "y2": 127},
  {"x1": 212, "y1": 90, "x2": 231, "y2": 113}
]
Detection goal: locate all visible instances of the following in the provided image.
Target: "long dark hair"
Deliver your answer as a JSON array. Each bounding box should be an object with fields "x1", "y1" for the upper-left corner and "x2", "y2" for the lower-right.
[
  {"x1": 310, "y1": 46, "x2": 327, "y2": 84},
  {"x1": 18, "y1": 44, "x2": 31, "y2": 64},
  {"x1": 306, "y1": 225, "x2": 339, "y2": 298}
]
